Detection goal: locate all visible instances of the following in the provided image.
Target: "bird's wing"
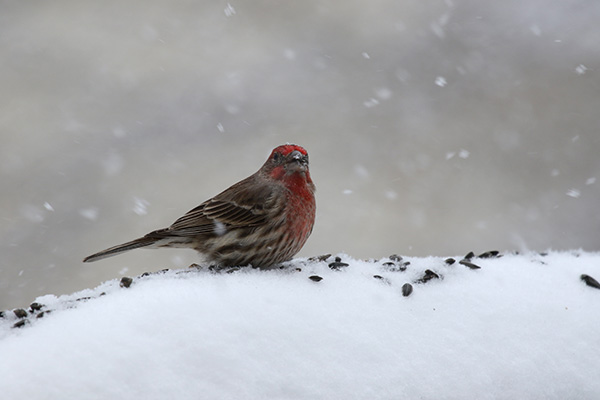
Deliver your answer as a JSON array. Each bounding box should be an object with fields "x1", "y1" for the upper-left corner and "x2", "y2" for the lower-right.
[{"x1": 157, "y1": 177, "x2": 278, "y2": 237}]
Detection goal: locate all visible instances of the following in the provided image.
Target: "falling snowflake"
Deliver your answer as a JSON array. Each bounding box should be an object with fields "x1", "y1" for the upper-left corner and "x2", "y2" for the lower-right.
[
  {"x1": 283, "y1": 48, "x2": 296, "y2": 60},
  {"x1": 435, "y1": 76, "x2": 447, "y2": 87},
  {"x1": 375, "y1": 88, "x2": 393, "y2": 100},
  {"x1": 363, "y1": 98, "x2": 380, "y2": 108},
  {"x1": 224, "y1": 3, "x2": 236, "y2": 17},
  {"x1": 529, "y1": 25, "x2": 541, "y2": 36},
  {"x1": 566, "y1": 189, "x2": 581, "y2": 198},
  {"x1": 79, "y1": 208, "x2": 99, "y2": 221},
  {"x1": 575, "y1": 65, "x2": 587, "y2": 75},
  {"x1": 133, "y1": 197, "x2": 150, "y2": 215}
]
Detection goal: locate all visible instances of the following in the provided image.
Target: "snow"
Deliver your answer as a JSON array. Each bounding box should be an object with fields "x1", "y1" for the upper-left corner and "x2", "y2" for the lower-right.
[
  {"x1": 434, "y1": 76, "x2": 447, "y2": 87},
  {"x1": 223, "y1": 3, "x2": 236, "y2": 17},
  {"x1": 575, "y1": 64, "x2": 588, "y2": 75},
  {"x1": 132, "y1": 197, "x2": 150, "y2": 216},
  {"x1": 1, "y1": 252, "x2": 599, "y2": 399}
]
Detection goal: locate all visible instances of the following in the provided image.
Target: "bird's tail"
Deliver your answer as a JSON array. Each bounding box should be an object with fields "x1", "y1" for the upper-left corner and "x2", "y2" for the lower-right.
[{"x1": 83, "y1": 236, "x2": 158, "y2": 263}]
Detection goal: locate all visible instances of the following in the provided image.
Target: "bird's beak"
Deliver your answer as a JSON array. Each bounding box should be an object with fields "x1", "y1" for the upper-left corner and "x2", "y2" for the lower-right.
[{"x1": 287, "y1": 150, "x2": 308, "y2": 172}]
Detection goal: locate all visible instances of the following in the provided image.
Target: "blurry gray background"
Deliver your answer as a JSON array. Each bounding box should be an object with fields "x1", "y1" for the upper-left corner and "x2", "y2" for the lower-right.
[{"x1": 2, "y1": 0, "x2": 599, "y2": 308}]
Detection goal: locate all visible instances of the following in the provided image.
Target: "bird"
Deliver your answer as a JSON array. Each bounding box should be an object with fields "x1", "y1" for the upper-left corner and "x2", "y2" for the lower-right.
[{"x1": 83, "y1": 144, "x2": 316, "y2": 268}]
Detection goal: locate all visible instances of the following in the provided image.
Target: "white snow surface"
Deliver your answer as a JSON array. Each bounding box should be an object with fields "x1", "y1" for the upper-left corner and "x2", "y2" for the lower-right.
[{"x1": 1, "y1": 252, "x2": 599, "y2": 400}]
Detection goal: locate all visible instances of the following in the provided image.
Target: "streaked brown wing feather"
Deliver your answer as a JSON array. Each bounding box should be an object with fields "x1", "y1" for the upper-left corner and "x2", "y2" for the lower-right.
[{"x1": 158, "y1": 177, "x2": 277, "y2": 237}]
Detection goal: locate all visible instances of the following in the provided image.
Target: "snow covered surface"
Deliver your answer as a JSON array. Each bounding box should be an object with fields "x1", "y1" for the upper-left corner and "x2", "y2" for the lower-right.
[{"x1": 1, "y1": 252, "x2": 599, "y2": 399}]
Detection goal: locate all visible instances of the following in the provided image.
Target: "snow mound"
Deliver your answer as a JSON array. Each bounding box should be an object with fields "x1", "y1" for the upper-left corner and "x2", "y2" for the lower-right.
[{"x1": 1, "y1": 252, "x2": 600, "y2": 399}]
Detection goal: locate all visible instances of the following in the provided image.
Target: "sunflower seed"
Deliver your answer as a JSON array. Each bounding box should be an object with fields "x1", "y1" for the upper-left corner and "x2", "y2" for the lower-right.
[{"x1": 402, "y1": 283, "x2": 413, "y2": 297}]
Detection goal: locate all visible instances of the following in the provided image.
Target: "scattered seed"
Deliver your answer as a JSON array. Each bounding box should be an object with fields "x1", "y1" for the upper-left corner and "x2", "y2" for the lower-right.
[
  {"x1": 309, "y1": 275, "x2": 323, "y2": 282},
  {"x1": 402, "y1": 283, "x2": 413, "y2": 297},
  {"x1": 76, "y1": 297, "x2": 92, "y2": 302},
  {"x1": 37, "y1": 311, "x2": 51, "y2": 318},
  {"x1": 308, "y1": 254, "x2": 332, "y2": 262},
  {"x1": 478, "y1": 250, "x2": 500, "y2": 258},
  {"x1": 329, "y1": 262, "x2": 349, "y2": 270},
  {"x1": 459, "y1": 260, "x2": 481, "y2": 269},
  {"x1": 13, "y1": 320, "x2": 27, "y2": 329},
  {"x1": 445, "y1": 258, "x2": 456, "y2": 265},
  {"x1": 226, "y1": 267, "x2": 240, "y2": 274},
  {"x1": 416, "y1": 269, "x2": 440, "y2": 284},
  {"x1": 382, "y1": 261, "x2": 407, "y2": 272},
  {"x1": 464, "y1": 251, "x2": 475, "y2": 260},
  {"x1": 581, "y1": 274, "x2": 600, "y2": 290},
  {"x1": 295, "y1": 268, "x2": 302, "y2": 272},
  {"x1": 334, "y1": 257, "x2": 342, "y2": 263},
  {"x1": 120, "y1": 276, "x2": 133, "y2": 288},
  {"x1": 389, "y1": 254, "x2": 403, "y2": 262},
  {"x1": 29, "y1": 302, "x2": 43, "y2": 312},
  {"x1": 13, "y1": 309, "x2": 28, "y2": 319},
  {"x1": 372, "y1": 275, "x2": 391, "y2": 285},
  {"x1": 0, "y1": 311, "x2": 4, "y2": 318}
]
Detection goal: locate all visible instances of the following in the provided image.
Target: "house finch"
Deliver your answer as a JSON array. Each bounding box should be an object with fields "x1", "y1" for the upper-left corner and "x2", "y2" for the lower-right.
[{"x1": 83, "y1": 144, "x2": 316, "y2": 268}]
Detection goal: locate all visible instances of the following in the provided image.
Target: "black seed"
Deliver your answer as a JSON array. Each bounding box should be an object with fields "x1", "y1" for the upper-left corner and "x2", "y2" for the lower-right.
[
  {"x1": 120, "y1": 276, "x2": 133, "y2": 288},
  {"x1": 402, "y1": 283, "x2": 413, "y2": 297},
  {"x1": 295, "y1": 268, "x2": 302, "y2": 272},
  {"x1": 76, "y1": 297, "x2": 92, "y2": 302},
  {"x1": 464, "y1": 251, "x2": 475, "y2": 260},
  {"x1": 539, "y1": 252, "x2": 548, "y2": 257},
  {"x1": 384, "y1": 260, "x2": 409, "y2": 272},
  {"x1": 37, "y1": 311, "x2": 50, "y2": 318},
  {"x1": 13, "y1": 309, "x2": 28, "y2": 319},
  {"x1": 328, "y1": 262, "x2": 349, "y2": 270},
  {"x1": 100, "y1": 292, "x2": 106, "y2": 296},
  {"x1": 160, "y1": 268, "x2": 170, "y2": 273},
  {"x1": 581, "y1": 274, "x2": 600, "y2": 289},
  {"x1": 389, "y1": 254, "x2": 403, "y2": 262},
  {"x1": 334, "y1": 257, "x2": 342, "y2": 263},
  {"x1": 478, "y1": 251, "x2": 500, "y2": 258},
  {"x1": 308, "y1": 254, "x2": 332, "y2": 262},
  {"x1": 417, "y1": 269, "x2": 440, "y2": 284},
  {"x1": 0, "y1": 311, "x2": 4, "y2": 318},
  {"x1": 13, "y1": 320, "x2": 27, "y2": 329},
  {"x1": 373, "y1": 275, "x2": 391, "y2": 285},
  {"x1": 226, "y1": 267, "x2": 240, "y2": 274},
  {"x1": 459, "y1": 260, "x2": 481, "y2": 270},
  {"x1": 445, "y1": 258, "x2": 456, "y2": 265},
  {"x1": 309, "y1": 275, "x2": 323, "y2": 282},
  {"x1": 30, "y1": 302, "x2": 43, "y2": 313}
]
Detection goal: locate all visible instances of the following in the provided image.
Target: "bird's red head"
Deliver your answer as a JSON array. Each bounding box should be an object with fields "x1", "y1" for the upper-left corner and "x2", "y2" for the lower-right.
[
  {"x1": 269, "y1": 144, "x2": 308, "y2": 159},
  {"x1": 263, "y1": 144, "x2": 313, "y2": 188}
]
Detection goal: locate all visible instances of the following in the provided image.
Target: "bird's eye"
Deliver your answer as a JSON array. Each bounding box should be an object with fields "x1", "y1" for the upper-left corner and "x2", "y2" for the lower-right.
[{"x1": 272, "y1": 153, "x2": 281, "y2": 163}]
